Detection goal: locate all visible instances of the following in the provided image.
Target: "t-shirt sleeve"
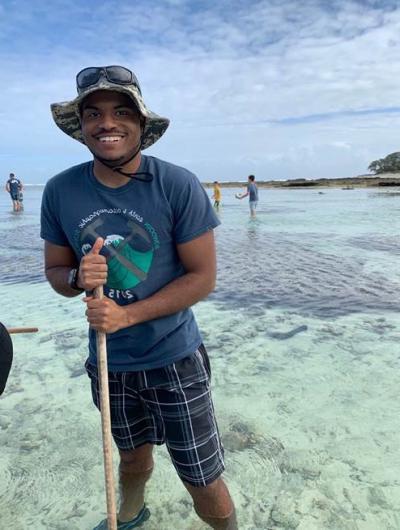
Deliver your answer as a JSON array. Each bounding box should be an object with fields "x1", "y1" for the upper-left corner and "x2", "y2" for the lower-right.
[
  {"x1": 172, "y1": 172, "x2": 220, "y2": 244},
  {"x1": 40, "y1": 180, "x2": 70, "y2": 246}
]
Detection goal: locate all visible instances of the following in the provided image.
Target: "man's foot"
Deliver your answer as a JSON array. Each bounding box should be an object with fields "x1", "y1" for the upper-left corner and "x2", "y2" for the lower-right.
[{"x1": 93, "y1": 505, "x2": 150, "y2": 529}]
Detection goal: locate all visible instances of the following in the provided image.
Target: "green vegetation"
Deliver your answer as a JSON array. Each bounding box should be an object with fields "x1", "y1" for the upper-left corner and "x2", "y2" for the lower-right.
[{"x1": 368, "y1": 152, "x2": 400, "y2": 174}]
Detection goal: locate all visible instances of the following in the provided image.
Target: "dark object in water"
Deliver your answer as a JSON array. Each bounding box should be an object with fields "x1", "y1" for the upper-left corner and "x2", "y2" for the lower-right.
[
  {"x1": 267, "y1": 325, "x2": 308, "y2": 340},
  {"x1": 378, "y1": 181, "x2": 400, "y2": 187},
  {"x1": 0, "y1": 322, "x2": 13, "y2": 395}
]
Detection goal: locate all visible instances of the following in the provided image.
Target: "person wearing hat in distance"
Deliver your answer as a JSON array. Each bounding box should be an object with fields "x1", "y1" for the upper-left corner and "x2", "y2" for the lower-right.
[{"x1": 40, "y1": 66, "x2": 237, "y2": 530}]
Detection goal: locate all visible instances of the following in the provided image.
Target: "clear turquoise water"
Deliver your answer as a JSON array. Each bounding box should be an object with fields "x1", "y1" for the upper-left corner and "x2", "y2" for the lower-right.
[{"x1": 1, "y1": 185, "x2": 399, "y2": 529}]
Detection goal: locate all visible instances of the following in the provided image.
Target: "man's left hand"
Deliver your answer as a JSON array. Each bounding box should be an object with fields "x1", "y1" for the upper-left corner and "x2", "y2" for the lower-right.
[{"x1": 83, "y1": 296, "x2": 130, "y2": 333}]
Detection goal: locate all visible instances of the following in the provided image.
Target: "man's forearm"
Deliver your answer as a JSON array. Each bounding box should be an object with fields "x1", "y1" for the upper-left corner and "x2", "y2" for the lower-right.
[
  {"x1": 124, "y1": 271, "x2": 215, "y2": 327},
  {"x1": 45, "y1": 266, "x2": 82, "y2": 298}
]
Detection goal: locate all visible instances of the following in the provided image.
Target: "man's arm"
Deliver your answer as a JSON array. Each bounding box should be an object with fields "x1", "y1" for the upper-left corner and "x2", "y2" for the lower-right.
[
  {"x1": 44, "y1": 239, "x2": 108, "y2": 297},
  {"x1": 238, "y1": 184, "x2": 249, "y2": 199},
  {"x1": 44, "y1": 241, "x2": 82, "y2": 297},
  {"x1": 84, "y1": 230, "x2": 217, "y2": 333}
]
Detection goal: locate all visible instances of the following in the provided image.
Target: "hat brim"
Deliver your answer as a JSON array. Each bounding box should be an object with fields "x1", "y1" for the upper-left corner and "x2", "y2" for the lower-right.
[{"x1": 50, "y1": 84, "x2": 169, "y2": 150}]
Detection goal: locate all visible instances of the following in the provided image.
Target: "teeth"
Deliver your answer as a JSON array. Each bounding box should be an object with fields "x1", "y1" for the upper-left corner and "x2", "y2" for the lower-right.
[{"x1": 98, "y1": 136, "x2": 123, "y2": 143}]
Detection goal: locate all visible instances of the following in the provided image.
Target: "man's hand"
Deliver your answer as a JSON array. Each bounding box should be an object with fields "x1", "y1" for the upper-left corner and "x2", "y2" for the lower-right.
[
  {"x1": 83, "y1": 296, "x2": 130, "y2": 334},
  {"x1": 78, "y1": 237, "x2": 108, "y2": 290}
]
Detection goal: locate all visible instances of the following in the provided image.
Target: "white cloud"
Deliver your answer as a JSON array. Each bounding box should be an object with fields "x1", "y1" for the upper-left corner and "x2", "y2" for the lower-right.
[{"x1": 1, "y1": 0, "x2": 400, "y2": 182}]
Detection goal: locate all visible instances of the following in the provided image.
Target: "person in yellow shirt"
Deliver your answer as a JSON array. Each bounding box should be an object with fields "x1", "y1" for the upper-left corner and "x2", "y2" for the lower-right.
[{"x1": 212, "y1": 181, "x2": 222, "y2": 210}]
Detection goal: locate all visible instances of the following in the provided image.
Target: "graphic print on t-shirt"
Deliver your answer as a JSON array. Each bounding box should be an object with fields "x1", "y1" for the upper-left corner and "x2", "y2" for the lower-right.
[{"x1": 76, "y1": 208, "x2": 160, "y2": 298}]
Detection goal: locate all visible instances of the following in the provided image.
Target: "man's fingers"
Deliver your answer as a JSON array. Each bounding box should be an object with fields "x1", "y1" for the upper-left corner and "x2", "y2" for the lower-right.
[
  {"x1": 83, "y1": 298, "x2": 103, "y2": 307},
  {"x1": 82, "y1": 296, "x2": 93, "y2": 303},
  {"x1": 90, "y1": 237, "x2": 104, "y2": 255}
]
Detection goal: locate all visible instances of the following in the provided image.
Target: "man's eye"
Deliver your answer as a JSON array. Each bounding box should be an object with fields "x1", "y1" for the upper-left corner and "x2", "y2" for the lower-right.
[
  {"x1": 116, "y1": 110, "x2": 129, "y2": 116},
  {"x1": 84, "y1": 111, "x2": 99, "y2": 119}
]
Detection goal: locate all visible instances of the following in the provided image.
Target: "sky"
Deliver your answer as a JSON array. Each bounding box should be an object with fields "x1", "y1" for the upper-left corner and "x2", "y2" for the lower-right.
[{"x1": 1, "y1": 0, "x2": 400, "y2": 183}]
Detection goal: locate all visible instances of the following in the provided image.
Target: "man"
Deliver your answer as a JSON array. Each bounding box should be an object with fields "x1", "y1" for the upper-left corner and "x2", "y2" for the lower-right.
[
  {"x1": 212, "y1": 181, "x2": 222, "y2": 210},
  {"x1": 41, "y1": 66, "x2": 237, "y2": 530},
  {"x1": 238, "y1": 175, "x2": 258, "y2": 218},
  {"x1": 5, "y1": 173, "x2": 23, "y2": 212}
]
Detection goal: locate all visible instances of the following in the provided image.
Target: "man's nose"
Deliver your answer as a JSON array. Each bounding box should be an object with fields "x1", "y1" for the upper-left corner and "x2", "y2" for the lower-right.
[{"x1": 98, "y1": 112, "x2": 118, "y2": 129}]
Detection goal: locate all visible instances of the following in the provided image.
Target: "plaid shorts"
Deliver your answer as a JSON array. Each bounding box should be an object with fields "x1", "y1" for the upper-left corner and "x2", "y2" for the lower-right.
[{"x1": 85, "y1": 344, "x2": 225, "y2": 487}]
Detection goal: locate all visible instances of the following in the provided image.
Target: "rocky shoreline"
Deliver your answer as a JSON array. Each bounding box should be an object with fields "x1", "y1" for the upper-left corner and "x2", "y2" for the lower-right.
[{"x1": 204, "y1": 172, "x2": 400, "y2": 189}]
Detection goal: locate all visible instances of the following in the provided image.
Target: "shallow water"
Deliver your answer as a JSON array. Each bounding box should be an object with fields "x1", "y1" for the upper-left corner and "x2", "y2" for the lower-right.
[{"x1": 1, "y1": 185, "x2": 400, "y2": 529}]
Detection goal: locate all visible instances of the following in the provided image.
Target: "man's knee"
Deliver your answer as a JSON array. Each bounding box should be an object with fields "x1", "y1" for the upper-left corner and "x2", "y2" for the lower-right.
[
  {"x1": 118, "y1": 444, "x2": 154, "y2": 474},
  {"x1": 184, "y1": 477, "x2": 234, "y2": 519}
]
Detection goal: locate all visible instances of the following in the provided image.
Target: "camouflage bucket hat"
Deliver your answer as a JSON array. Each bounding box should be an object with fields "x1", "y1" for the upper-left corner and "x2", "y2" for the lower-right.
[{"x1": 50, "y1": 66, "x2": 169, "y2": 149}]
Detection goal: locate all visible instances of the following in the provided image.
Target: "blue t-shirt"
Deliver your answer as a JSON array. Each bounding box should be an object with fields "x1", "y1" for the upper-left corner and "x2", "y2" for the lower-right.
[
  {"x1": 40, "y1": 155, "x2": 220, "y2": 371},
  {"x1": 247, "y1": 182, "x2": 258, "y2": 201},
  {"x1": 8, "y1": 177, "x2": 20, "y2": 195}
]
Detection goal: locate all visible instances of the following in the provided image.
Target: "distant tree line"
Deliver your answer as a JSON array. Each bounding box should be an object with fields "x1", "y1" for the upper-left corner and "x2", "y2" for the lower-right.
[{"x1": 368, "y1": 152, "x2": 400, "y2": 174}]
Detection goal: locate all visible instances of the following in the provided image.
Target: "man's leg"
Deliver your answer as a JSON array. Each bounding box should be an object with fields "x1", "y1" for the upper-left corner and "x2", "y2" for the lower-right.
[
  {"x1": 143, "y1": 346, "x2": 236, "y2": 528},
  {"x1": 117, "y1": 443, "x2": 154, "y2": 522},
  {"x1": 185, "y1": 478, "x2": 238, "y2": 530}
]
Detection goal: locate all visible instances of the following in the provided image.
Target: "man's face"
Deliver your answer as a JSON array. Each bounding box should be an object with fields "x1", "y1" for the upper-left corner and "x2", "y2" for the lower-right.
[{"x1": 81, "y1": 90, "x2": 142, "y2": 163}]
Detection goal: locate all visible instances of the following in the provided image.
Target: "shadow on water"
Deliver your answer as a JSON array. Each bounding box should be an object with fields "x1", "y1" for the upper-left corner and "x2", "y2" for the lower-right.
[
  {"x1": 347, "y1": 234, "x2": 400, "y2": 255},
  {"x1": 0, "y1": 223, "x2": 44, "y2": 284},
  {"x1": 213, "y1": 225, "x2": 399, "y2": 318},
  {"x1": 1, "y1": 204, "x2": 399, "y2": 316}
]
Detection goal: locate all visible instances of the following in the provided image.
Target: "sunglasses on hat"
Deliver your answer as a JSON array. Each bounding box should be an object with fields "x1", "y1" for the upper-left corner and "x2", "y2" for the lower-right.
[{"x1": 76, "y1": 66, "x2": 142, "y2": 95}]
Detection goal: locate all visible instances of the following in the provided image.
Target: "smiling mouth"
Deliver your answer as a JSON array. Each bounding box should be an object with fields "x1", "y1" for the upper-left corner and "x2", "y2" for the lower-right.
[{"x1": 97, "y1": 135, "x2": 125, "y2": 143}]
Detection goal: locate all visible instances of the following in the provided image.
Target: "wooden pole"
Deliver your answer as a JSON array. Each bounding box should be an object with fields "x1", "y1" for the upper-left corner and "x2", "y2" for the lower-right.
[
  {"x1": 94, "y1": 285, "x2": 117, "y2": 530},
  {"x1": 7, "y1": 327, "x2": 38, "y2": 334}
]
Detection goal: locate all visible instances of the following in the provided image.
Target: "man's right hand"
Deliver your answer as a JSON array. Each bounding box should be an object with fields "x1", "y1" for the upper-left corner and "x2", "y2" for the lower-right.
[{"x1": 78, "y1": 237, "x2": 107, "y2": 290}]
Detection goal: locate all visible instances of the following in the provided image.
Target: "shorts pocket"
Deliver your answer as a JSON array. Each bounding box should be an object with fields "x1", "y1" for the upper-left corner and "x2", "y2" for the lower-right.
[
  {"x1": 85, "y1": 359, "x2": 98, "y2": 380},
  {"x1": 197, "y1": 343, "x2": 212, "y2": 380}
]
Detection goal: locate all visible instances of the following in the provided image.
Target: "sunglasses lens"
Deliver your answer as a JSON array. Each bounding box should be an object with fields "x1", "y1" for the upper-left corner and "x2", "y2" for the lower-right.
[
  {"x1": 77, "y1": 67, "x2": 101, "y2": 88},
  {"x1": 76, "y1": 66, "x2": 142, "y2": 94},
  {"x1": 106, "y1": 66, "x2": 132, "y2": 84}
]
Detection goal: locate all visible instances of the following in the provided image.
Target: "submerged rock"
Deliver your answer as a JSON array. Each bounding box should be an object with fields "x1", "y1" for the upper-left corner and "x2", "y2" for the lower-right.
[
  {"x1": 278, "y1": 449, "x2": 321, "y2": 480},
  {"x1": 267, "y1": 325, "x2": 308, "y2": 340},
  {"x1": 222, "y1": 418, "x2": 284, "y2": 458}
]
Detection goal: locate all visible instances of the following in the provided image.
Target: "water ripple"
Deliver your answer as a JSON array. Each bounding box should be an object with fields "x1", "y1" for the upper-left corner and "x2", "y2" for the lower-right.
[
  {"x1": 1, "y1": 220, "x2": 399, "y2": 316},
  {"x1": 0, "y1": 224, "x2": 45, "y2": 284},
  {"x1": 213, "y1": 229, "x2": 399, "y2": 317},
  {"x1": 348, "y1": 234, "x2": 400, "y2": 255}
]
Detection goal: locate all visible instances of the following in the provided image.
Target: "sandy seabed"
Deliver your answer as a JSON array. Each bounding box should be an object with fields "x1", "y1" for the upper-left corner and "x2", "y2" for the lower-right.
[
  {"x1": 1, "y1": 186, "x2": 400, "y2": 529},
  {"x1": 1, "y1": 281, "x2": 399, "y2": 529}
]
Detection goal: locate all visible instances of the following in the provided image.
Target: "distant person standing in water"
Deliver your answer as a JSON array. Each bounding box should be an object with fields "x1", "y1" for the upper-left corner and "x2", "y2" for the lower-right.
[
  {"x1": 212, "y1": 181, "x2": 222, "y2": 210},
  {"x1": 238, "y1": 175, "x2": 258, "y2": 218},
  {"x1": 5, "y1": 173, "x2": 23, "y2": 212}
]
